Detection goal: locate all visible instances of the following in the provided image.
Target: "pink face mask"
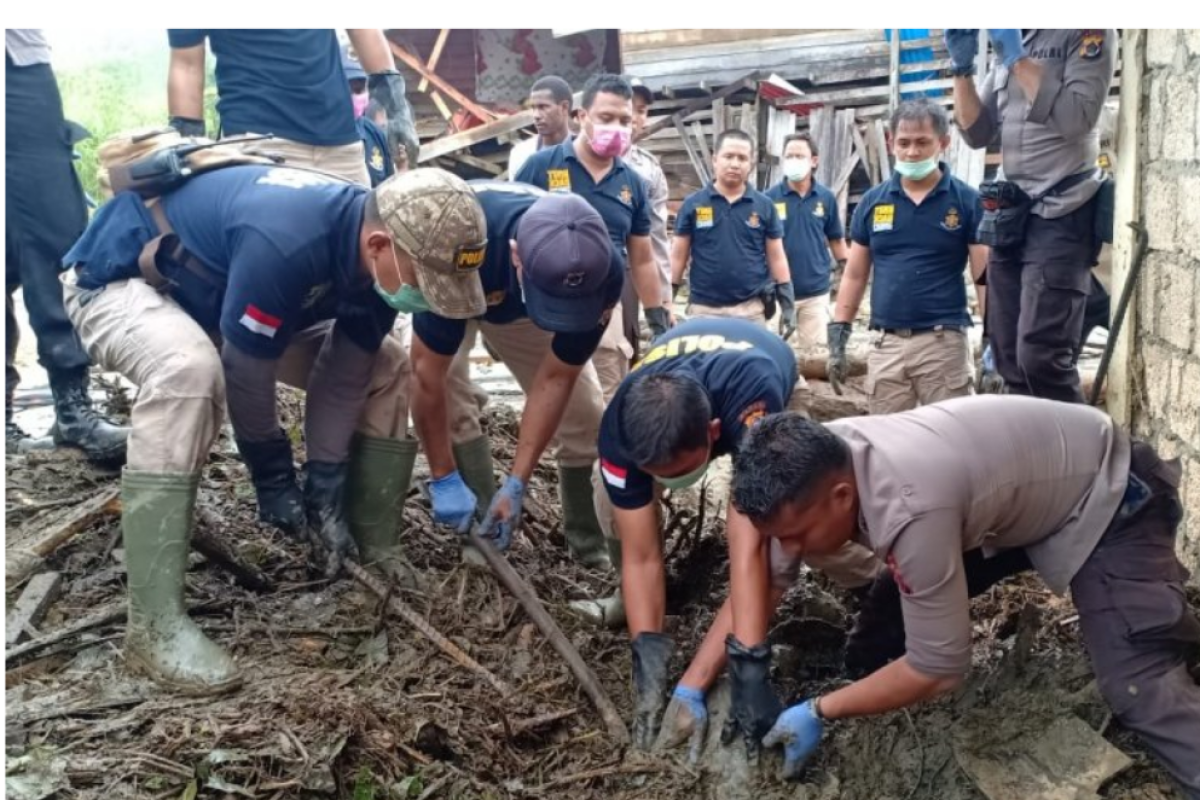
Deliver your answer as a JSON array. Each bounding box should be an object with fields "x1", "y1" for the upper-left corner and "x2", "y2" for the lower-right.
[
  {"x1": 351, "y1": 92, "x2": 369, "y2": 119},
  {"x1": 588, "y1": 122, "x2": 632, "y2": 159}
]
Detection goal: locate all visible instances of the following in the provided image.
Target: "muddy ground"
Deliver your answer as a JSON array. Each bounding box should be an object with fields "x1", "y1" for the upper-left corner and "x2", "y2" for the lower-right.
[{"x1": 5, "y1": 382, "x2": 1193, "y2": 800}]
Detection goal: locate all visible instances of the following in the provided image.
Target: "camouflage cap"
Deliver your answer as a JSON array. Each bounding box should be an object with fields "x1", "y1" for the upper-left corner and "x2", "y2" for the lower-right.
[{"x1": 374, "y1": 168, "x2": 488, "y2": 319}]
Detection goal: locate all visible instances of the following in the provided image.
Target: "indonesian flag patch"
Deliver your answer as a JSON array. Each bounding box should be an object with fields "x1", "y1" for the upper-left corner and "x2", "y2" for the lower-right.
[
  {"x1": 239, "y1": 304, "x2": 282, "y2": 338},
  {"x1": 600, "y1": 458, "x2": 627, "y2": 489}
]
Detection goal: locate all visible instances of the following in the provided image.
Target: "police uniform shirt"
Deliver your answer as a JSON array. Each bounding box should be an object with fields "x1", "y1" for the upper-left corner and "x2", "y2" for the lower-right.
[
  {"x1": 849, "y1": 167, "x2": 982, "y2": 330},
  {"x1": 357, "y1": 117, "x2": 394, "y2": 187},
  {"x1": 513, "y1": 139, "x2": 651, "y2": 269},
  {"x1": 67, "y1": 166, "x2": 396, "y2": 360},
  {"x1": 961, "y1": 29, "x2": 1117, "y2": 219},
  {"x1": 765, "y1": 179, "x2": 844, "y2": 300},
  {"x1": 826, "y1": 395, "x2": 1129, "y2": 677},
  {"x1": 598, "y1": 318, "x2": 797, "y2": 510},
  {"x1": 675, "y1": 184, "x2": 784, "y2": 306},
  {"x1": 168, "y1": 29, "x2": 358, "y2": 147},
  {"x1": 413, "y1": 181, "x2": 624, "y2": 367}
]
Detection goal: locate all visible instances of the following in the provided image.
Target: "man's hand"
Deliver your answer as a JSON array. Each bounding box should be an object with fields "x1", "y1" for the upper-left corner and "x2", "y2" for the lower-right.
[
  {"x1": 428, "y1": 470, "x2": 477, "y2": 534},
  {"x1": 656, "y1": 685, "x2": 708, "y2": 764},
  {"x1": 762, "y1": 699, "x2": 824, "y2": 780},
  {"x1": 944, "y1": 30, "x2": 980, "y2": 76},
  {"x1": 987, "y1": 29, "x2": 1026, "y2": 68},
  {"x1": 826, "y1": 321, "x2": 853, "y2": 396},
  {"x1": 645, "y1": 306, "x2": 672, "y2": 339},
  {"x1": 776, "y1": 282, "x2": 797, "y2": 341},
  {"x1": 722, "y1": 636, "x2": 782, "y2": 764},
  {"x1": 238, "y1": 437, "x2": 306, "y2": 537},
  {"x1": 479, "y1": 475, "x2": 525, "y2": 551},
  {"x1": 368, "y1": 71, "x2": 420, "y2": 168},
  {"x1": 303, "y1": 461, "x2": 359, "y2": 578},
  {"x1": 631, "y1": 632, "x2": 674, "y2": 750}
]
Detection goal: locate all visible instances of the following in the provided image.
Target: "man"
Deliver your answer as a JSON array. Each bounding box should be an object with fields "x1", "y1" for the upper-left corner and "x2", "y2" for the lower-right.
[
  {"x1": 167, "y1": 29, "x2": 418, "y2": 182},
  {"x1": 6, "y1": 29, "x2": 129, "y2": 460},
  {"x1": 342, "y1": 44, "x2": 397, "y2": 185},
  {"x1": 731, "y1": 400, "x2": 1200, "y2": 797},
  {"x1": 59, "y1": 166, "x2": 486, "y2": 694},
  {"x1": 829, "y1": 99, "x2": 987, "y2": 413},
  {"x1": 508, "y1": 76, "x2": 573, "y2": 179},
  {"x1": 765, "y1": 133, "x2": 848, "y2": 354},
  {"x1": 411, "y1": 182, "x2": 621, "y2": 568},
  {"x1": 590, "y1": 318, "x2": 882, "y2": 756},
  {"x1": 671, "y1": 130, "x2": 796, "y2": 340},
  {"x1": 515, "y1": 73, "x2": 670, "y2": 399},
  {"x1": 949, "y1": 29, "x2": 1117, "y2": 403}
]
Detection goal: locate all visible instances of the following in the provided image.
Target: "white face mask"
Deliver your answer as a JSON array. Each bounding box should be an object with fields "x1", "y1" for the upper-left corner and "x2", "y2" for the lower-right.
[{"x1": 784, "y1": 157, "x2": 812, "y2": 183}]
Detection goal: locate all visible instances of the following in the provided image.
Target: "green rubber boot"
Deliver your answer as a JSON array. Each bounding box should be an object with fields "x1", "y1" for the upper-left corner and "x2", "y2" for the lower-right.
[
  {"x1": 122, "y1": 469, "x2": 242, "y2": 695},
  {"x1": 559, "y1": 464, "x2": 612, "y2": 570},
  {"x1": 348, "y1": 435, "x2": 421, "y2": 588},
  {"x1": 452, "y1": 435, "x2": 496, "y2": 516}
]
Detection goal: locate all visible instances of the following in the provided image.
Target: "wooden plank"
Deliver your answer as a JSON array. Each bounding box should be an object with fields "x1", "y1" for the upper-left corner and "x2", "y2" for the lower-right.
[
  {"x1": 689, "y1": 121, "x2": 713, "y2": 165},
  {"x1": 851, "y1": 121, "x2": 872, "y2": 184},
  {"x1": 388, "y1": 41, "x2": 496, "y2": 124},
  {"x1": 445, "y1": 152, "x2": 504, "y2": 176},
  {"x1": 418, "y1": 109, "x2": 535, "y2": 163},
  {"x1": 639, "y1": 72, "x2": 760, "y2": 141},
  {"x1": 888, "y1": 31, "x2": 903, "y2": 114},
  {"x1": 6, "y1": 572, "x2": 63, "y2": 646},
  {"x1": 873, "y1": 119, "x2": 891, "y2": 181},
  {"x1": 674, "y1": 117, "x2": 710, "y2": 184},
  {"x1": 773, "y1": 77, "x2": 956, "y2": 107},
  {"x1": 418, "y1": 29, "x2": 451, "y2": 93},
  {"x1": 712, "y1": 98, "x2": 726, "y2": 139},
  {"x1": 430, "y1": 91, "x2": 453, "y2": 121}
]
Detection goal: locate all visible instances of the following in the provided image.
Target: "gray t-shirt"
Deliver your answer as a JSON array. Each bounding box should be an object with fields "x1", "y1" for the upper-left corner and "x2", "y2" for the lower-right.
[
  {"x1": 827, "y1": 395, "x2": 1130, "y2": 677},
  {"x1": 6, "y1": 29, "x2": 51, "y2": 66}
]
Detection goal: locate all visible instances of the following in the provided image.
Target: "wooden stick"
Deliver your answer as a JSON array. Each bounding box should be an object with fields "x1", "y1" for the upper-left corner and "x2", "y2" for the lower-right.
[
  {"x1": 466, "y1": 530, "x2": 630, "y2": 745},
  {"x1": 418, "y1": 29, "x2": 451, "y2": 93},
  {"x1": 30, "y1": 485, "x2": 120, "y2": 558},
  {"x1": 486, "y1": 706, "x2": 579, "y2": 736},
  {"x1": 6, "y1": 605, "x2": 126, "y2": 663},
  {"x1": 194, "y1": 507, "x2": 274, "y2": 592},
  {"x1": 388, "y1": 42, "x2": 496, "y2": 123},
  {"x1": 6, "y1": 572, "x2": 63, "y2": 646},
  {"x1": 343, "y1": 560, "x2": 512, "y2": 697}
]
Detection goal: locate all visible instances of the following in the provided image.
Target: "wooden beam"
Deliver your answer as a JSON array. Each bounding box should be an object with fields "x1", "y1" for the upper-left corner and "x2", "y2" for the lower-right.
[
  {"x1": 6, "y1": 572, "x2": 63, "y2": 646},
  {"x1": 418, "y1": 109, "x2": 535, "y2": 163},
  {"x1": 774, "y1": 78, "x2": 956, "y2": 108},
  {"x1": 639, "y1": 72, "x2": 760, "y2": 141},
  {"x1": 388, "y1": 41, "x2": 496, "y2": 124},
  {"x1": 418, "y1": 29, "x2": 451, "y2": 93},
  {"x1": 674, "y1": 117, "x2": 710, "y2": 184},
  {"x1": 889, "y1": 31, "x2": 902, "y2": 114},
  {"x1": 445, "y1": 152, "x2": 504, "y2": 176}
]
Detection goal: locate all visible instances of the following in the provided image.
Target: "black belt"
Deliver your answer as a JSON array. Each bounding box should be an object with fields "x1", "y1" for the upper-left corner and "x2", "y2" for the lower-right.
[{"x1": 873, "y1": 324, "x2": 965, "y2": 338}]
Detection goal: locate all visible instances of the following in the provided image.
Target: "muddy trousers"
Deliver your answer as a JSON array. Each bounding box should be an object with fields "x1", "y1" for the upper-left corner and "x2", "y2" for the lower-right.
[
  {"x1": 1070, "y1": 448, "x2": 1200, "y2": 798},
  {"x1": 61, "y1": 275, "x2": 411, "y2": 472}
]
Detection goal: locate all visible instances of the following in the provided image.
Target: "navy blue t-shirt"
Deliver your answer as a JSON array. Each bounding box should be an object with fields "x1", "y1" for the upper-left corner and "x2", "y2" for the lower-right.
[
  {"x1": 850, "y1": 166, "x2": 982, "y2": 330},
  {"x1": 764, "y1": 179, "x2": 844, "y2": 299},
  {"x1": 168, "y1": 29, "x2": 358, "y2": 147},
  {"x1": 514, "y1": 139, "x2": 650, "y2": 270},
  {"x1": 675, "y1": 184, "x2": 784, "y2": 306},
  {"x1": 412, "y1": 180, "x2": 624, "y2": 367},
  {"x1": 598, "y1": 318, "x2": 797, "y2": 510},
  {"x1": 67, "y1": 166, "x2": 395, "y2": 359},
  {"x1": 358, "y1": 117, "x2": 394, "y2": 187}
]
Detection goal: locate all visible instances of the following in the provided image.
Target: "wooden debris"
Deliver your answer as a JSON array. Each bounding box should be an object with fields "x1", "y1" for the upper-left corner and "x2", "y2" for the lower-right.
[
  {"x1": 5, "y1": 604, "x2": 126, "y2": 664},
  {"x1": 195, "y1": 506, "x2": 274, "y2": 592},
  {"x1": 6, "y1": 571, "x2": 63, "y2": 646},
  {"x1": 6, "y1": 486, "x2": 121, "y2": 584},
  {"x1": 417, "y1": 109, "x2": 535, "y2": 164}
]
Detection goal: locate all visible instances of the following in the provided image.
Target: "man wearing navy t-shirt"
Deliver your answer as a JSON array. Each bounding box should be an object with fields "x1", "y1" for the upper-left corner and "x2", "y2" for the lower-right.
[
  {"x1": 166, "y1": 29, "x2": 418, "y2": 183},
  {"x1": 411, "y1": 182, "x2": 622, "y2": 568},
  {"x1": 59, "y1": 167, "x2": 486, "y2": 695},
  {"x1": 830, "y1": 99, "x2": 987, "y2": 413}
]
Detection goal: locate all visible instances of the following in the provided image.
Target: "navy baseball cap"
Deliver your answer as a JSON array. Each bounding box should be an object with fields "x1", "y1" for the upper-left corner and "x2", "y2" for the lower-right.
[
  {"x1": 342, "y1": 45, "x2": 366, "y2": 81},
  {"x1": 516, "y1": 194, "x2": 614, "y2": 333}
]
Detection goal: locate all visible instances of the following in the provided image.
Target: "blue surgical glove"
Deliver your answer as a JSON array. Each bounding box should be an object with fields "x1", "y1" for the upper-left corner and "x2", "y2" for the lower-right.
[
  {"x1": 762, "y1": 699, "x2": 825, "y2": 781},
  {"x1": 944, "y1": 29, "x2": 980, "y2": 76},
  {"x1": 665, "y1": 685, "x2": 709, "y2": 764},
  {"x1": 988, "y1": 29, "x2": 1026, "y2": 69},
  {"x1": 478, "y1": 474, "x2": 525, "y2": 551},
  {"x1": 428, "y1": 470, "x2": 477, "y2": 534}
]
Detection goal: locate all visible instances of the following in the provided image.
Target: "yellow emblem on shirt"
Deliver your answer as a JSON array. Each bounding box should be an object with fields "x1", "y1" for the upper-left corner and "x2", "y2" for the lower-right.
[
  {"x1": 370, "y1": 146, "x2": 384, "y2": 172},
  {"x1": 813, "y1": 201, "x2": 826, "y2": 218},
  {"x1": 1079, "y1": 30, "x2": 1104, "y2": 60},
  {"x1": 619, "y1": 185, "x2": 632, "y2": 205},
  {"x1": 747, "y1": 211, "x2": 761, "y2": 229},
  {"x1": 696, "y1": 206, "x2": 714, "y2": 229},
  {"x1": 942, "y1": 208, "x2": 962, "y2": 231},
  {"x1": 547, "y1": 169, "x2": 572, "y2": 192},
  {"x1": 775, "y1": 202, "x2": 788, "y2": 221},
  {"x1": 872, "y1": 204, "x2": 895, "y2": 232}
]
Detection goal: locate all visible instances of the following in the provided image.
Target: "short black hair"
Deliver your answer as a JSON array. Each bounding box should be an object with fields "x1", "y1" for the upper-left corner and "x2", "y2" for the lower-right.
[
  {"x1": 890, "y1": 97, "x2": 950, "y2": 138},
  {"x1": 617, "y1": 372, "x2": 712, "y2": 468},
  {"x1": 530, "y1": 76, "x2": 573, "y2": 107},
  {"x1": 731, "y1": 413, "x2": 850, "y2": 524},
  {"x1": 581, "y1": 73, "x2": 633, "y2": 110},
  {"x1": 715, "y1": 129, "x2": 754, "y2": 154},
  {"x1": 782, "y1": 132, "x2": 818, "y2": 157}
]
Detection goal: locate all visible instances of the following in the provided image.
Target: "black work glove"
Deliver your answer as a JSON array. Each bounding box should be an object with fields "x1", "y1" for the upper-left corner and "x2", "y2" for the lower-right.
[
  {"x1": 722, "y1": 635, "x2": 783, "y2": 764},
  {"x1": 168, "y1": 116, "x2": 206, "y2": 138},
  {"x1": 368, "y1": 71, "x2": 420, "y2": 168},
  {"x1": 645, "y1": 306, "x2": 672, "y2": 339},
  {"x1": 826, "y1": 321, "x2": 853, "y2": 396},
  {"x1": 844, "y1": 571, "x2": 907, "y2": 679},
  {"x1": 237, "y1": 435, "x2": 305, "y2": 537},
  {"x1": 303, "y1": 461, "x2": 359, "y2": 578},
  {"x1": 761, "y1": 287, "x2": 778, "y2": 321},
  {"x1": 631, "y1": 632, "x2": 675, "y2": 750},
  {"x1": 775, "y1": 281, "x2": 797, "y2": 341}
]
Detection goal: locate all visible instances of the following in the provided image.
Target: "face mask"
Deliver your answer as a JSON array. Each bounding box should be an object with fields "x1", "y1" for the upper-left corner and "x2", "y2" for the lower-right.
[
  {"x1": 654, "y1": 459, "x2": 710, "y2": 491},
  {"x1": 893, "y1": 156, "x2": 940, "y2": 180},
  {"x1": 587, "y1": 122, "x2": 632, "y2": 159},
  {"x1": 783, "y1": 157, "x2": 812, "y2": 182},
  {"x1": 372, "y1": 242, "x2": 431, "y2": 313},
  {"x1": 351, "y1": 92, "x2": 369, "y2": 119}
]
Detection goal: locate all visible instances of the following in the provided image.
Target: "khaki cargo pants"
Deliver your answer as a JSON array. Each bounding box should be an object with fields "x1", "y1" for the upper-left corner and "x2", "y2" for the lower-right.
[
  {"x1": 790, "y1": 293, "x2": 830, "y2": 354},
  {"x1": 687, "y1": 296, "x2": 769, "y2": 327},
  {"x1": 866, "y1": 327, "x2": 974, "y2": 415},
  {"x1": 61, "y1": 272, "x2": 410, "y2": 472},
  {"x1": 233, "y1": 135, "x2": 370, "y2": 187}
]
